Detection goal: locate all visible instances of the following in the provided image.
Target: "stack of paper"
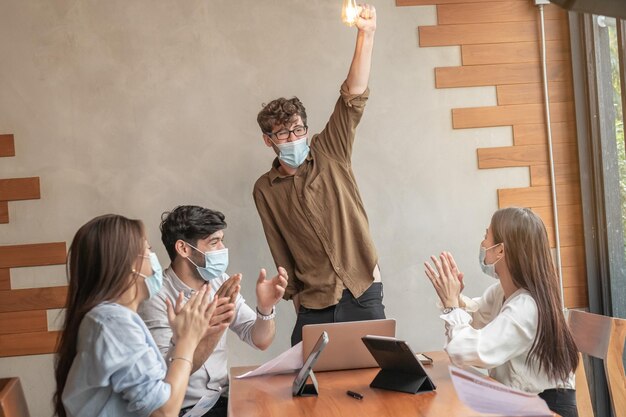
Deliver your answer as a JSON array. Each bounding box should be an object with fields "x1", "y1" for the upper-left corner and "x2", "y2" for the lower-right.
[{"x1": 449, "y1": 366, "x2": 553, "y2": 416}]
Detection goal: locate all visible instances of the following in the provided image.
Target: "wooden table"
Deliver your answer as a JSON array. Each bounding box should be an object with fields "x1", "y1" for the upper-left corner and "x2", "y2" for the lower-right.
[{"x1": 228, "y1": 351, "x2": 491, "y2": 417}]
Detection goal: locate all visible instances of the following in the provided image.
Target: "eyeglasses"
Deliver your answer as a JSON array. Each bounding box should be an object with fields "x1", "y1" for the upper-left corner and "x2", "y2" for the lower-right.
[{"x1": 266, "y1": 125, "x2": 308, "y2": 142}]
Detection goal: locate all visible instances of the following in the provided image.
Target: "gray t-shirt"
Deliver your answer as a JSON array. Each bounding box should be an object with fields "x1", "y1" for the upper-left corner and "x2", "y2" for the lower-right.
[{"x1": 138, "y1": 266, "x2": 257, "y2": 409}]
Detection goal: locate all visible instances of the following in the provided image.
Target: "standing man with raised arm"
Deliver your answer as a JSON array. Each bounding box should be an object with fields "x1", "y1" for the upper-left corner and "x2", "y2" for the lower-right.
[{"x1": 253, "y1": 4, "x2": 385, "y2": 346}]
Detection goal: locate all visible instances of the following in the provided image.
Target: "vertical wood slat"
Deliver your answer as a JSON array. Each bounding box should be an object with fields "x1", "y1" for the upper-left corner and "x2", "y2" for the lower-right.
[
  {"x1": 0, "y1": 134, "x2": 15, "y2": 157},
  {"x1": 0, "y1": 311, "x2": 48, "y2": 335},
  {"x1": 461, "y1": 40, "x2": 570, "y2": 65},
  {"x1": 0, "y1": 201, "x2": 7, "y2": 224},
  {"x1": 0, "y1": 242, "x2": 66, "y2": 269},
  {"x1": 437, "y1": 1, "x2": 564, "y2": 25},
  {"x1": 419, "y1": 19, "x2": 568, "y2": 47},
  {"x1": 0, "y1": 330, "x2": 60, "y2": 357},
  {"x1": 0, "y1": 178, "x2": 40, "y2": 201},
  {"x1": 0, "y1": 269, "x2": 9, "y2": 291}
]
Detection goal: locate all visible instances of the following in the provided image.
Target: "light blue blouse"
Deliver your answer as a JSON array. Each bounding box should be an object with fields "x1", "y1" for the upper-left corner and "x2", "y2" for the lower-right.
[{"x1": 62, "y1": 303, "x2": 171, "y2": 417}]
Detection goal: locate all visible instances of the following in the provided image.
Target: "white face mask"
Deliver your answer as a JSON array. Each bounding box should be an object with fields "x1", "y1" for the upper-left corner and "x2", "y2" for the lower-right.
[
  {"x1": 478, "y1": 243, "x2": 503, "y2": 279},
  {"x1": 186, "y1": 243, "x2": 229, "y2": 281},
  {"x1": 276, "y1": 137, "x2": 309, "y2": 168}
]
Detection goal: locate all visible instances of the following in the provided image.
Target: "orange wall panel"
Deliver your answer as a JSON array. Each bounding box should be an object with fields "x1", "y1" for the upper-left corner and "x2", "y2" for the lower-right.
[
  {"x1": 0, "y1": 134, "x2": 15, "y2": 157},
  {"x1": 462, "y1": 40, "x2": 570, "y2": 65},
  {"x1": 437, "y1": 2, "x2": 564, "y2": 25}
]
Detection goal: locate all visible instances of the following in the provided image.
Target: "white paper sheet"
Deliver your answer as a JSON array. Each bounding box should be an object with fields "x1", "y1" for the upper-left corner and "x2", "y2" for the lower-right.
[
  {"x1": 235, "y1": 342, "x2": 303, "y2": 379},
  {"x1": 181, "y1": 394, "x2": 218, "y2": 417},
  {"x1": 449, "y1": 366, "x2": 553, "y2": 416}
]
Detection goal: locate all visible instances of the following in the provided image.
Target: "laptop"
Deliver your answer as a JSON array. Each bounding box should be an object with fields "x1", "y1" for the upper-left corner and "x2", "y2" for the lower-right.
[{"x1": 301, "y1": 319, "x2": 396, "y2": 372}]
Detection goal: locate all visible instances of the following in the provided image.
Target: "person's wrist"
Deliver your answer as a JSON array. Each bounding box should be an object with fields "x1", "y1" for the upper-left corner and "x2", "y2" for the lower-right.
[{"x1": 256, "y1": 306, "x2": 276, "y2": 320}]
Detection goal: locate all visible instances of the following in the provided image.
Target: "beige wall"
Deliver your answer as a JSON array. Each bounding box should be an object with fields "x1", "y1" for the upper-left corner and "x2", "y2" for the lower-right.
[{"x1": 0, "y1": 1, "x2": 530, "y2": 415}]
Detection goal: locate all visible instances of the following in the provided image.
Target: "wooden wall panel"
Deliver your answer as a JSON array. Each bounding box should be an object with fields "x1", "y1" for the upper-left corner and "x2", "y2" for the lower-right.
[
  {"x1": 0, "y1": 177, "x2": 40, "y2": 201},
  {"x1": 398, "y1": 0, "x2": 527, "y2": 5},
  {"x1": 497, "y1": 82, "x2": 573, "y2": 105},
  {"x1": 0, "y1": 134, "x2": 15, "y2": 157},
  {"x1": 565, "y1": 286, "x2": 588, "y2": 308},
  {"x1": 498, "y1": 184, "x2": 581, "y2": 208},
  {"x1": 436, "y1": 61, "x2": 571, "y2": 88},
  {"x1": 462, "y1": 41, "x2": 570, "y2": 65},
  {"x1": 545, "y1": 223, "x2": 584, "y2": 248},
  {"x1": 0, "y1": 331, "x2": 61, "y2": 357},
  {"x1": 405, "y1": 0, "x2": 588, "y2": 308},
  {"x1": 0, "y1": 201, "x2": 7, "y2": 223},
  {"x1": 533, "y1": 204, "x2": 583, "y2": 230},
  {"x1": 0, "y1": 242, "x2": 66, "y2": 269},
  {"x1": 437, "y1": 2, "x2": 563, "y2": 25},
  {"x1": 0, "y1": 133, "x2": 69, "y2": 357},
  {"x1": 453, "y1": 102, "x2": 575, "y2": 128},
  {"x1": 513, "y1": 122, "x2": 576, "y2": 145},
  {"x1": 477, "y1": 143, "x2": 577, "y2": 169},
  {"x1": 560, "y1": 245, "x2": 586, "y2": 268},
  {"x1": 0, "y1": 287, "x2": 67, "y2": 313},
  {"x1": 530, "y1": 164, "x2": 580, "y2": 186},
  {"x1": 419, "y1": 19, "x2": 568, "y2": 47},
  {"x1": 0, "y1": 269, "x2": 9, "y2": 291},
  {"x1": 0, "y1": 311, "x2": 47, "y2": 335}
]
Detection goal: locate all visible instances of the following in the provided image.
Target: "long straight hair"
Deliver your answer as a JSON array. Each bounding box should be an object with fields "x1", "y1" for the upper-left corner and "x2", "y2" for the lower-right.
[
  {"x1": 53, "y1": 214, "x2": 145, "y2": 417},
  {"x1": 491, "y1": 207, "x2": 578, "y2": 382}
]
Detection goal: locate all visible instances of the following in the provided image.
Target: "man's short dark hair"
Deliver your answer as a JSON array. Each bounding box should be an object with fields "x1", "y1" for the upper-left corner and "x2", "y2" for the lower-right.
[
  {"x1": 257, "y1": 97, "x2": 307, "y2": 133},
  {"x1": 160, "y1": 205, "x2": 227, "y2": 262}
]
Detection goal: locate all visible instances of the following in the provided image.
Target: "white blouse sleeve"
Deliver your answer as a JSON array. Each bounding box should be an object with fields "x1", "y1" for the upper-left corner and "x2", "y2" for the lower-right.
[
  {"x1": 461, "y1": 282, "x2": 504, "y2": 329},
  {"x1": 441, "y1": 293, "x2": 538, "y2": 369}
]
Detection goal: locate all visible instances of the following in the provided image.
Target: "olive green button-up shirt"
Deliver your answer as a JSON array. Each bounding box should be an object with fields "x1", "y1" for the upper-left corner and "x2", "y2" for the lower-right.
[{"x1": 253, "y1": 82, "x2": 379, "y2": 309}]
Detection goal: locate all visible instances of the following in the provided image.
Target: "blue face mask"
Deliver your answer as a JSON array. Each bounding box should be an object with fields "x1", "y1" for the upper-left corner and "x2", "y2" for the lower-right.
[
  {"x1": 276, "y1": 137, "x2": 309, "y2": 168},
  {"x1": 186, "y1": 243, "x2": 229, "y2": 281},
  {"x1": 141, "y1": 252, "x2": 163, "y2": 298},
  {"x1": 478, "y1": 243, "x2": 502, "y2": 279}
]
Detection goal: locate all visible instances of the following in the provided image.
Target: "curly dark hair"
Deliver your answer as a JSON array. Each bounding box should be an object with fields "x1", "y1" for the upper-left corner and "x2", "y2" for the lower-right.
[
  {"x1": 160, "y1": 205, "x2": 227, "y2": 262},
  {"x1": 257, "y1": 97, "x2": 307, "y2": 133}
]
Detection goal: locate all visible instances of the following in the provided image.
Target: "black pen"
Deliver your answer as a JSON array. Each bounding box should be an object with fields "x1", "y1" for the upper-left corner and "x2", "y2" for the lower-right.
[{"x1": 346, "y1": 390, "x2": 363, "y2": 400}]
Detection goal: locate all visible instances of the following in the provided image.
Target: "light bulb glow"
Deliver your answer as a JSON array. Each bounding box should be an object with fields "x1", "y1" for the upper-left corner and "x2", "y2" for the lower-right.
[{"x1": 341, "y1": 0, "x2": 359, "y2": 27}]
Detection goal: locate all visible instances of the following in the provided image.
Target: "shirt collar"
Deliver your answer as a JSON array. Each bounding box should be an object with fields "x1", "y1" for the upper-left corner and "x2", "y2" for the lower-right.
[
  {"x1": 268, "y1": 149, "x2": 314, "y2": 185},
  {"x1": 164, "y1": 266, "x2": 195, "y2": 298}
]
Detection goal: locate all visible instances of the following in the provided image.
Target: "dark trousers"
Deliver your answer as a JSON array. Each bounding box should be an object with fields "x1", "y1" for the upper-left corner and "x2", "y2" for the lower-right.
[
  {"x1": 291, "y1": 282, "x2": 386, "y2": 346},
  {"x1": 179, "y1": 396, "x2": 228, "y2": 417},
  {"x1": 539, "y1": 389, "x2": 578, "y2": 417}
]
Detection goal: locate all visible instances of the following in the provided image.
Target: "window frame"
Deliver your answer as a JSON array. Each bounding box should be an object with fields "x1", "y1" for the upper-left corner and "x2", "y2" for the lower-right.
[{"x1": 569, "y1": 12, "x2": 626, "y2": 417}]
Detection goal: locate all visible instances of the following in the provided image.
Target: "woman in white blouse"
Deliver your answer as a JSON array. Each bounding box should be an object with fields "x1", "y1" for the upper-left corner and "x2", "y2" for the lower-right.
[
  {"x1": 53, "y1": 214, "x2": 227, "y2": 417},
  {"x1": 424, "y1": 207, "x2": 578, "y2": 417}
]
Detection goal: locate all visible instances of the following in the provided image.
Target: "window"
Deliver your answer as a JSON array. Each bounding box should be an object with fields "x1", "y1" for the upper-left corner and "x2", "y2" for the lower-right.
[{"x1": 570, "y1": 12, "x2": 626, "y2": 417}]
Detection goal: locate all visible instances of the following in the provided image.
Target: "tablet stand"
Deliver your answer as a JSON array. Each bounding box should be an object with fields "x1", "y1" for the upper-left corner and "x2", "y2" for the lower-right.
[
  {"x1": 293, "y1": 369, "x2": 319, "y2": 397},
  {"x1": 370, "y1": 369, "x2": 435, "y2": 394}
]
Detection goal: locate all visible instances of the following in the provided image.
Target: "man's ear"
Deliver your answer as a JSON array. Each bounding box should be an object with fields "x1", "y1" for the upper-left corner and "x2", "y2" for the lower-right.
[
  {"x1": 262, "y1": 134, "x2": 273, "y2": 148},
  {"x1": 175, "y1": 240, "x2": 190, "y2": 258}
]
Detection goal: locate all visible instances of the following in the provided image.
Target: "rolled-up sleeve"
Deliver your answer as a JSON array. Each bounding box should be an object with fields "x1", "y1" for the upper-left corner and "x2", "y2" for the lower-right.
[
  {"x1": 312, "y1": 82, "x2": 369, "y2": 164},
  {"x1": 99, "y1": 319, "x2": 170, "y2": 416},
  {"x1": 229, "y1": 292, "x2": 258, "y2": 348},
  {"x1": 63, "y1": 309, "x2": 170, "y2": 417}
]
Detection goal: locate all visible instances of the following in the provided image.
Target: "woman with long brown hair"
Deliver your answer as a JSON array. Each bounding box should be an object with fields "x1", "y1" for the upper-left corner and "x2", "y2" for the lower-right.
[
  {"x1": 424, "y1": 207, "x2": 578, "y2": 417},
  {"x1": 54, "y1": 214, "x2": 224, "y2": 417}
]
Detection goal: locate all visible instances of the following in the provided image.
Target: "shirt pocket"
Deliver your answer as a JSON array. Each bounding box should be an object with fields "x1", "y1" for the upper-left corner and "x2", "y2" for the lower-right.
[{"x1": 305, "y1": 168, "x2": 338, "y2": 211}]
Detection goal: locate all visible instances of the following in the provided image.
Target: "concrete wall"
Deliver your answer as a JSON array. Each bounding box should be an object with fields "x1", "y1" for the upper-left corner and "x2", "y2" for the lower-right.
[{"x1": 0, "y1": 1, "x2": 529, "y2": 415}]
